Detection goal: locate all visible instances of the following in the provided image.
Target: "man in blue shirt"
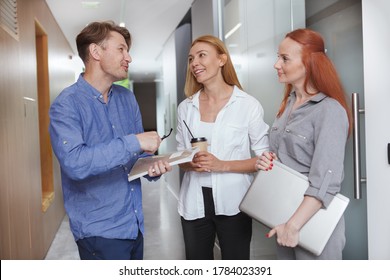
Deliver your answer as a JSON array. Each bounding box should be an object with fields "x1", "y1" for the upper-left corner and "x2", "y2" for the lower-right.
[{"x1": 49, "y1": 21, "x2": 171, "y2": 260}]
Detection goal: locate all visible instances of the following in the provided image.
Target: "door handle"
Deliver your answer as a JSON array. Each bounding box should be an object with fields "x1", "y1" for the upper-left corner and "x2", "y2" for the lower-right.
[
  {"x1": 388, "y1": 143, "x2": 390, "y2": 164},
  {"x1": 351, "y1": 93, "x2": 366, "y2": 199}
]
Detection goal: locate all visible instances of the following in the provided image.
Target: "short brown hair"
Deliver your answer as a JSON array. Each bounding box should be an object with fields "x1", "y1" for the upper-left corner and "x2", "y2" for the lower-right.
[{"x1": 76, "y1": 21, "x2": 131, "y2": 63}]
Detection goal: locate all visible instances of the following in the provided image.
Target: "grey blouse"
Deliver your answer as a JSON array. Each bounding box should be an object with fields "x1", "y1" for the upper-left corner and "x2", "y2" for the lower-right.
[{"x1": 269, "y1": 92, "x2": 349, "y2": 208}]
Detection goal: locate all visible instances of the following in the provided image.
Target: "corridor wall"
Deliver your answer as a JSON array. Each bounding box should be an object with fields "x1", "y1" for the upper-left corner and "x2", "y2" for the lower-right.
[{"x1": 0, "y1": 0, "x2": 74, "y2": 259}]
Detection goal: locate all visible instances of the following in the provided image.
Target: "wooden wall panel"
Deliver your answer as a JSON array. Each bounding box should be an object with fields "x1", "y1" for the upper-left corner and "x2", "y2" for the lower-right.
[
  {"x1": 0, "y1": 28, "x2": 12, "y2": 259},
  {"x1": 0, "y1": 18, "x2": 31, "y2": 259},
  {"x1": 0, "y1": 0, "x2": 75, "y2": 259}
]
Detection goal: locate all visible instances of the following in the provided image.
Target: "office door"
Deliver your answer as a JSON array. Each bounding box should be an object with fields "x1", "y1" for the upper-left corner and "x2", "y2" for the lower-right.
[
  {"x1": 361, "y1": 0, "x2": 390, "y2": 259},
  {"x1": 307, "y1": 0, "x2": 390, "y2": 260},
  {"x1": 221, "y1": 0, "x2": 387, "y2": 259},
  {"x1": 221, "y1": 0, "x2": 306, "y2": 259},
  {"x1": 306, "y1": 0, "x2": 367, "y2": 260}
]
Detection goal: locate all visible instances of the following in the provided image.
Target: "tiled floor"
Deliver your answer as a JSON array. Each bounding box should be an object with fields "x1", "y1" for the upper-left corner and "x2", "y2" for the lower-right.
[
  {"x1": 44, "y1": 215, "x2": 79, "y2": 260},
  {"x1": 45, "y1": 176, "x2": 276, "y2": 260},
  {"x1": 44, "y1": 177, "x2": 185, "y2": 260}
]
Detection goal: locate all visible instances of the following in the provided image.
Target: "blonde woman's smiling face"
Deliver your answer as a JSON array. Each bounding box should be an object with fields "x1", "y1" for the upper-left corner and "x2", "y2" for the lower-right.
[{"x1": 188, "y1": 42, "x2": 224, "y2": 85}]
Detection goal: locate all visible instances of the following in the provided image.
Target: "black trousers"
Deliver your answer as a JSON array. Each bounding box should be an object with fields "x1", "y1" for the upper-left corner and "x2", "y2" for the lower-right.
[{"x1": 181, "y1": 187, "x2": 252, "y2": 260}]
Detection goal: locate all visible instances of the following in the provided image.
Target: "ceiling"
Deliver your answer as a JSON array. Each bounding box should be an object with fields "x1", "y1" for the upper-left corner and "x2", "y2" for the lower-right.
[{"x1": 45, "y1": 0, "x2": 193, "y2": 82}]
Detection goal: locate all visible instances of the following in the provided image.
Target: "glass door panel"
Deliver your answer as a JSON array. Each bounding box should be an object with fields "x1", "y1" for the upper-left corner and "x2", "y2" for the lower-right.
[
  {"x1": 221, "y1": 0, "x2": 367, "y2": 259},
  {"x1": 306, "y1": 0, "x2": 367, "y2": 259},
  {"x1": 221, "y1": 0, "x2": 304, "y2": 259}
]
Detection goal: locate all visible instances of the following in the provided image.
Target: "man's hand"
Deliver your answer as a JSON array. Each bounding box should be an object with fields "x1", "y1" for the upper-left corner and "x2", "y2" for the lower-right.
[
  {"x1": 147, "y1": 160, "x2": 172, "y2": 177},
  {"x1": 136, "y1": 131, "x2": 161, "y2": 154}
]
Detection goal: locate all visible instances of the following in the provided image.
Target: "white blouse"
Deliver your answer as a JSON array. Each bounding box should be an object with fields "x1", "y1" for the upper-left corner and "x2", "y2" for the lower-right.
[{"x1": 176, "y1": 86, "x2": 269, "y2": 220}]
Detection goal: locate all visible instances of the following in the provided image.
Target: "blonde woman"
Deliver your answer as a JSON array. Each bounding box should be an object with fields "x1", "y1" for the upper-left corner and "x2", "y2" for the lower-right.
[{"x1": 176, "y1": 35, "x2": 269, "y2": 260}]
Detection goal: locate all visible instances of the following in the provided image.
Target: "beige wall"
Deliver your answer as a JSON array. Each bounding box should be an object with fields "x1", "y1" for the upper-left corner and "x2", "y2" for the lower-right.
[{"x1": 0, "y1": 0, "x2": 75, "y2": 259}]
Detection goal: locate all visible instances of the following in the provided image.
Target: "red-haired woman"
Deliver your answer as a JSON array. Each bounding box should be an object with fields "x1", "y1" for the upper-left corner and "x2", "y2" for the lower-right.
[{"x1": 256, "y1": 28, "x2": 352, "y2": 260}]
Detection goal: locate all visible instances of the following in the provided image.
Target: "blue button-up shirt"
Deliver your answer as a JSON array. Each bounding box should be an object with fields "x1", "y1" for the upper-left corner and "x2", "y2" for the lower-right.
[{"x1": 49, "y1": 74, "x2": 146, "y2": 241}]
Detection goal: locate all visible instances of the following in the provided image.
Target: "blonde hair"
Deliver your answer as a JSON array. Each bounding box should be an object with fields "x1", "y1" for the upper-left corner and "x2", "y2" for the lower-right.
[{"x1": 184, "y1": 35, "x2": 242, "y2": 97}]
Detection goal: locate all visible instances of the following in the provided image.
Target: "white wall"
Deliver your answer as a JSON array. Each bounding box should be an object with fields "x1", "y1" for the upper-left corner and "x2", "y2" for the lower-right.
[
  {"x1": 362, "y1": 0, "x2": 390, "y2": 259},
  {"x1": 191, "y1": 0, "x2": 220, "y2": 38},
  {"x1": 157, "y1": 23, "x2": 192, "y2": 197}
]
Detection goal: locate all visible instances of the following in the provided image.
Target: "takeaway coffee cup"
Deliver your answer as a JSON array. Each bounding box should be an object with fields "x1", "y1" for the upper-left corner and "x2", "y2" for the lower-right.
[{"x1": 191, "y1": 137, "x2": 208, "y2": 152}]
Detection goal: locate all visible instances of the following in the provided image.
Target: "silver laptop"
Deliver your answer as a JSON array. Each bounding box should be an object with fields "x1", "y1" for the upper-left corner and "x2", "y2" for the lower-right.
[{"x1": 239, "y1": 160, "x2": 349, "y2": 256}]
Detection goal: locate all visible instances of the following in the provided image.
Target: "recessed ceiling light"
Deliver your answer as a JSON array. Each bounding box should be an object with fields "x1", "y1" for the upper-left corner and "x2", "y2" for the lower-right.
[
  {"x1": 81, "y1": 1, "x2": 100, "y2": 9},
  {"x1": 224, "y1": 23, "x2": 242, "y2": 40}
]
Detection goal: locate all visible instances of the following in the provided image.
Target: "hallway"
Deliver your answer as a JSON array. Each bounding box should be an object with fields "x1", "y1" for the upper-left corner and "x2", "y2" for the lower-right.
[
  {"x1": 44, "y1": 175, "x2": 276, "y2": 260},
  {"x1": 44, "y1": 177, "x2": 186, "y2": 260}
]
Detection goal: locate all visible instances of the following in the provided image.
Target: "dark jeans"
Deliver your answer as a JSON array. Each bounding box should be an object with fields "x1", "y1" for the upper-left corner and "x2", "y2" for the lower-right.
[
  {"x1": 181, "y1": 187, "x2": 252, "y2": 260},
  {"x1": 76, "y1": 230, "x2": 144, "y2": 260}
]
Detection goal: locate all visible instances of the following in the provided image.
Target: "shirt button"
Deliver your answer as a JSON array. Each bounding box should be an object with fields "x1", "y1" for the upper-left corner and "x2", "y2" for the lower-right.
[
  {"x1": 63, "y1": 140, "x2": 67, "y2": 144},
  {"x1": 133, "y1": 153, "x2": 137, "y2": 156},
  {"x1": 112, "y1": 125, "x2": 115, "y2": 129},
  {"x1": 134, "y1": 210, "x2": 138, "y2": 213},
  {"x1": 131, "y1": 188, "x2": 134, "y2": 191}
]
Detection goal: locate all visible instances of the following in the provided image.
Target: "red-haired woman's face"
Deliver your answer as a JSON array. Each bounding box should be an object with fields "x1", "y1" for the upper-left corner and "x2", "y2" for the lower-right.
[{"x1": 274, "y1": 37, "x2": 306, "y2": 87}]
